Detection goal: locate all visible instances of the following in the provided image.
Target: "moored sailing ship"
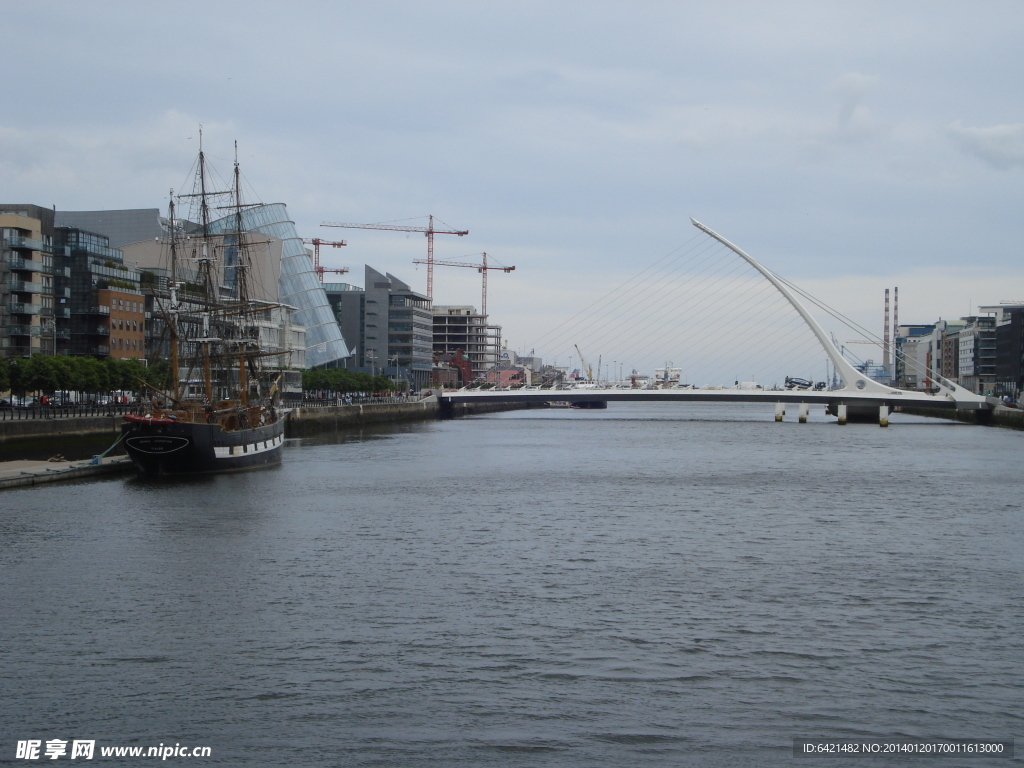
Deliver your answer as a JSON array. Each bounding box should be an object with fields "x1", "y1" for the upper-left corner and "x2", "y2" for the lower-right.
[{"x1": 122, "y1": 140, "x2": 289, "y2": 474}]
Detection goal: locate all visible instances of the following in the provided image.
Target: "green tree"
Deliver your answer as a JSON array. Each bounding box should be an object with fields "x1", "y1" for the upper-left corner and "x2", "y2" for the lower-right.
[
  {"x1": 30, "y1": 355, "x2": 61, "y2": 394},
  {"x1": 47, "y1": 355, "x2": 72, "y2": 393},
  {"x1": 143, "y1": 359, "x2": 171, "y2": 394},
  {"x1": 8, "y1": 358, "x2": 29, "y2": 396},
  {"x1": 76, "y1": 357, "x2": 107, "y2": 394}
]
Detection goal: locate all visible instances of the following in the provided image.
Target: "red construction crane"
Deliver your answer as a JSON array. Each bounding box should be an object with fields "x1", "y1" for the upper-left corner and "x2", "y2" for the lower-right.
[
  {"x1": 321, "y1": 215, "x2": 468, "y2": 301},
  {"x1": 301, "y1": 238, "x2": 348, "y2": 282},
  {"x1": 412, "y1": 252, "x2": 514, "y2": 317}
]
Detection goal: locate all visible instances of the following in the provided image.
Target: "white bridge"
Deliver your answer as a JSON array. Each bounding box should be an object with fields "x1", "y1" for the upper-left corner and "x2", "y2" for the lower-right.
[{"x1": 440, "y1": 219, "x2": 993, "y2": 425}]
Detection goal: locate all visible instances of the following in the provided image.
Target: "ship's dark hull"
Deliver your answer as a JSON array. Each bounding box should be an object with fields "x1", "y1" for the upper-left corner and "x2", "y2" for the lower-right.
[{"x1": 121, "y1": 417, "x2": 285, "y2": 475}]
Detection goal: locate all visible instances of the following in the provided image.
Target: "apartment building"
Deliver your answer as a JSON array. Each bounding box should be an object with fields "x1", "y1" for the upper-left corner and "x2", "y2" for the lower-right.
[
  {"x1": 0, "y1": 204, "x2": 68, "y2": 358},
  {"x1": 55, "y1": 226, "x2": 145, "y2": 359}
]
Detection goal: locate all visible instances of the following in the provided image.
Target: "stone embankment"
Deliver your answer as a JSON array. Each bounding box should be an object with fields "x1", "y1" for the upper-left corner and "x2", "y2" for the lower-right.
[
  {"x1": 0, "y1": 413, "x2": 124, "y2": 443},
  {"x1": 285, "y1": 394, "x2": 542, "y2": 435},
  {"x1": 0, "y1": 395, "x2": 538, "y2": 448},
  {"x1": 284, "y1": 396, "x2": 440, "y2": 436},
  {"x1": 902, "y1": 405, "x2": 1024, "y2": 430}
]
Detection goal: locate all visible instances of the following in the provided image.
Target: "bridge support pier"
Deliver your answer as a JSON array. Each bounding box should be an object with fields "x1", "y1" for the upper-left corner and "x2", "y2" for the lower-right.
[
  {"x1": 837, "y1": 403, "x2": 847, "y2": 425},
  {"x1": 798, "y1": 403, "x2": 809, "y2": 423},
  {"x1": 879, "y1": 405, "x2": 889, "y2": 427},
  {"x1": 775, "y1": 402, "x2": 785, "y2": 422}
]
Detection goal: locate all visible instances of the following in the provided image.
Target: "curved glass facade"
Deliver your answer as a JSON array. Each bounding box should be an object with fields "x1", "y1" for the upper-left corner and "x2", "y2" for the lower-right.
[{"x1": 209, "y1": 203, "x2": 351, "y2": 367}]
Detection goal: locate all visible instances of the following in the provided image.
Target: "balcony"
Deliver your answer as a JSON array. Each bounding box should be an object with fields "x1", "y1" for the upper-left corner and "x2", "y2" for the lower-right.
[
  {"x1": 7, "y1": 301, "x2": 42, "y2": 315},
  {"x1": 45, "y1": 265, "x2": 71, "y2": 277},
  {"x1": 5, "y1": 324, "x2": 39, "y2": 337},
  {"x1": 52, "y1": 242, "x2": 121, "y2": 260},
  {"x1": 54, "y1": 286, "x2": 71, "y2": 299},
  {"x1": 97, "y1": 345, "x2": 110, "y2": 356},
  {"x1": 3, "y1": 279, "x2": 45, "y2": 294},
  {"x1": 82, "y1": 305, "x2": 111, "y2": 315},
  {"x1": 4, "y1": 345, "x2": 35, "y2": 358},
  {"x1": 53, "y1": 307, "x2": 71, "y2": 319},
  {"x1": 5, "y1": 256, "x2": 45, "y2": 272},
  {"x1": 88, "y1": 326, "x2": 110, "y2": 336},
  {"x1": 4, "y1": 236, "x2": 51, "y2": 252}
]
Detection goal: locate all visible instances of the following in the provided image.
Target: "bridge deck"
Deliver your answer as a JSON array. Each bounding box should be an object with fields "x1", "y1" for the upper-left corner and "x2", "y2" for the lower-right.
[{"x1": 440, "y1": 388, "x2": 989, "y2": 411}]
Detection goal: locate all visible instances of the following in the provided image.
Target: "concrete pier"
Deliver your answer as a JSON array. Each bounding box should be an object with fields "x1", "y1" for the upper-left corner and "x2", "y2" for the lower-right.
[{"x1": 0, "y1": 456, "x2": 134, "y2": 490}]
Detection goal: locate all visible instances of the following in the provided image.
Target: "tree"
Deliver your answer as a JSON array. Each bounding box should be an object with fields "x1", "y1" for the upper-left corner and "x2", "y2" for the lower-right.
[
  {"x1": 75, "y1": 357, "x2": 107, "y2": 394},
  {"x1": 29, "y1": 356, "x2": 61, "y2": 394},
  {"x1": 8, "y1": 358, "x2": 29, "y2": 396}
]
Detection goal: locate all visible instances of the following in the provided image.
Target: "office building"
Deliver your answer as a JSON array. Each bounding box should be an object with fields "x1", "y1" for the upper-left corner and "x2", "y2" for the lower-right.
[{"x1": 328, "y1": 266, "x2": 433, "y2": 389}]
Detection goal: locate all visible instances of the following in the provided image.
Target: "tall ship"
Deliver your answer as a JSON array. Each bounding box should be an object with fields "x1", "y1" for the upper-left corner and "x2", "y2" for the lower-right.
[{"x1": 122, "y1": 141, "x2": 288, "y2": 474}]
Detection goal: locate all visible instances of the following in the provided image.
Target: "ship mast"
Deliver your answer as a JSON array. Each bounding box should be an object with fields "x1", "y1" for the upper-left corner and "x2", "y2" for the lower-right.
[
  {"x1": 167, "y1": 191, "x2": 181, "y2": 402},
  {"x1": 192, "y1": 130, "x2": 218, "y2": 404},
  {"x1": 232, "y1": 141, "x2": 250, "y2": 407}
]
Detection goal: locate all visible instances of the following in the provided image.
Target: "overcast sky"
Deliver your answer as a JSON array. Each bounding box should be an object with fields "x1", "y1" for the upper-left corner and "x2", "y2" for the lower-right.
[{"x1": 3, "y1": 1, "x2": 1022, "y2": 371}]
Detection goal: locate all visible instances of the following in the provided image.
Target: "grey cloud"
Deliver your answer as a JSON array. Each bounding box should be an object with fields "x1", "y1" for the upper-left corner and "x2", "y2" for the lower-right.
[{"x1": 949, "y1": 121, "x2": 1024, "y2": 169}]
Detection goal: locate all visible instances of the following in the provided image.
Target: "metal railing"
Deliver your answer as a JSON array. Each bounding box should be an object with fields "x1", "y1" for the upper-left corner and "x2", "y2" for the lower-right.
[
  {"x1": 4, "y1": 236, "x2": 51, "y2": 252},
  {"x1": 5, "y1": 256, "x2": 45, "y2": 272},
  {"x1": 7, "y1": 301, "x2": 42, "y2": 315},
  {"x1": 290, "y1": 393, "x2": 426, "y2": 408},
  {"x1": 3, "y1": 279, "x2": 45, "y2": 293},
  {"x1": 0, "y1": 403, "x2": 135, "y2": 420}
]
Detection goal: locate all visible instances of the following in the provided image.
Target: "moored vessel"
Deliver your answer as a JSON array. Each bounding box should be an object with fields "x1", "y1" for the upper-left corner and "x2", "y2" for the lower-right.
[{"x1": 122, "y1": 139, "x2": 290, "y2": 474}]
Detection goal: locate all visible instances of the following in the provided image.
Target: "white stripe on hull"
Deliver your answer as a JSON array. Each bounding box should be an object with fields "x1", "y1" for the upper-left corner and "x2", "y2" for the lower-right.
[{"x1": 214, "y1": 434, "x2": 285, "y2": 459}]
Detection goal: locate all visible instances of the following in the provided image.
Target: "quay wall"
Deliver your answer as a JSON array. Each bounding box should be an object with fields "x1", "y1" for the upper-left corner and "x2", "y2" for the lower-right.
[
  {"x1": 285, "y1": 396, "x2": 541, "y2": 436},
  {"x1": 902, "y1": 406, "x2": 1024, "y2": 430},
  {"x1": 0, "y1": 414, "x2": 122, "y2": 443},
  {"x1": 284, "y1": 398, "x2": 440, "y2": 437},
  {"x1": 0, "y1": 397, "x2": 548, "y2": 457}
]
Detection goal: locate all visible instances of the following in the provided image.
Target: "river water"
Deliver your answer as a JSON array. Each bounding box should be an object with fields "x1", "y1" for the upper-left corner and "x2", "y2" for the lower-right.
[{"x1": 2, "y1": 403, "x2": 1021, "y2": 766}]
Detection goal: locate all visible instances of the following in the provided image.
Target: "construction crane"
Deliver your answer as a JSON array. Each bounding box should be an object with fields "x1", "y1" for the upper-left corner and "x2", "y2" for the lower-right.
[
  {"x1": 411, "y1": 252, "x2": 514, "y2": 317},
  {"x1": 301, "y1": 238, "x2": 348, "y2": 283},
  {"x1": 574, "y1": 344, "x2": 594, "y2": 382},
  {"x1": 321, "y1": 215, "x2": 468, "y2": 301}
]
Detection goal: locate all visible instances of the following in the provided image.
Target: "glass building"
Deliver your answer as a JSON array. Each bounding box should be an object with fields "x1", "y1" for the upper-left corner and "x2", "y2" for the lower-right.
[{"x1": 205, "y1": 203, "x2": 349, "y2": 368}]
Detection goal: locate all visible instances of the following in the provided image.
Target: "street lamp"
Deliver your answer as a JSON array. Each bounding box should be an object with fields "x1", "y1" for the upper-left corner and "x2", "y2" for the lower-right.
[{"x1": 44, "y1": 316, "x2": 57, "y2": 356}]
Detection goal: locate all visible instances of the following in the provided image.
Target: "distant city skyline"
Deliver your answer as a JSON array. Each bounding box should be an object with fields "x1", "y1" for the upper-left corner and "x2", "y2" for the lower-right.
[{"x1": 2, "y1": 1, "x2": 1022, "y2": 363}]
